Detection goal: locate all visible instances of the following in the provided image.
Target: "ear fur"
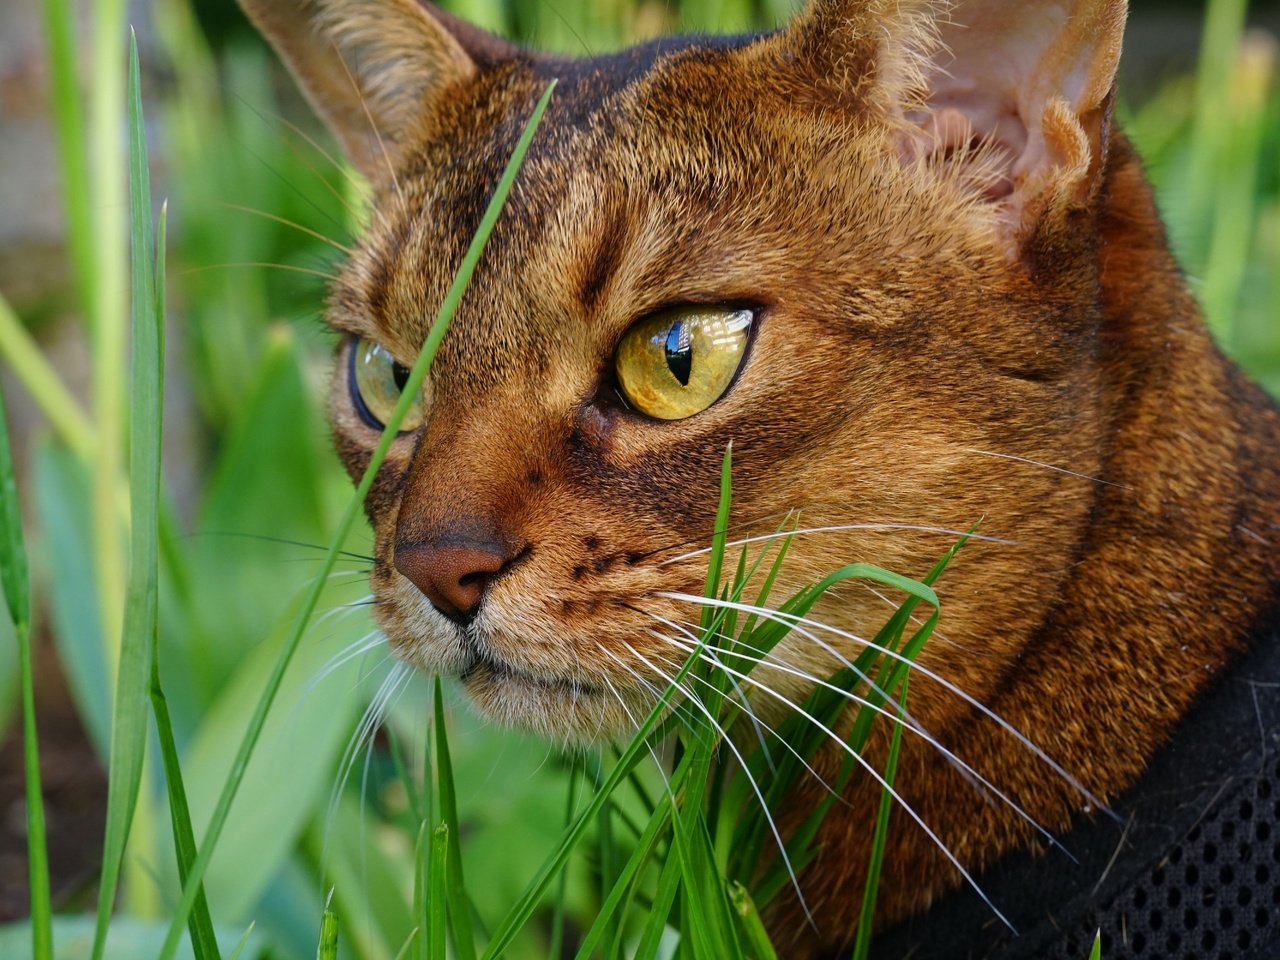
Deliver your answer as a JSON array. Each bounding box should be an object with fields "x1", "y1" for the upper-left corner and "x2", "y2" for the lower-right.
[
  {"x1": 237, "y1": 0, "x2": 505, "y2": 179},
  {"x1": 788, "y1": 0, "x2": 1128, "y2": 256}
]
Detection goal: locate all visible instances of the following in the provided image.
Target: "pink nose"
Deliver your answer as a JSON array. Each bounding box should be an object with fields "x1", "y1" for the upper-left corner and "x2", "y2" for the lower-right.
[{"x1": 393, "y1": 540, "x2": 519, "y2": 623}]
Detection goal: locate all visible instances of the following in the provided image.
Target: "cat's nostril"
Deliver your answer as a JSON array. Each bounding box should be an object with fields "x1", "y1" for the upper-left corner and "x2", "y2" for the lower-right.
[{"x1": 393, "y1": 540, "x2": 522, "y2": 625}]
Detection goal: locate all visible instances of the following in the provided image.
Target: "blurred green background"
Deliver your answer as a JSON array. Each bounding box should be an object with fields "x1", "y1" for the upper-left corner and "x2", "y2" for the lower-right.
[{"x1": 0, "y1": 0, "x2": 1276, "y2": 957}]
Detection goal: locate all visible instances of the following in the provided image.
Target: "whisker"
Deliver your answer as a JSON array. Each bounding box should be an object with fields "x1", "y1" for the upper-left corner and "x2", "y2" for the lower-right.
[
  {"x1": 651, "y1": 619, "x2": 1069, "y2": 858},
  {"x1": 306, "y1": 630, "x2": 386, "y2": 694},
  {"x1": 231, "y1": 92, "x2": 368, "y2": 206},
  {"x1": 185, "y1": 531, "x2": 376, "y2": 562},
  {"x1": 332, "y1": 44, "x2": 404, "y2": 202},
  {"x1": 856, "y1": 583, "x2": 995, "y2": 658},
  {"x1": 633, "y1": 630, "x2": 1012, "y2": 930},
  {"x1": 326, "y1": 663, "x2": 411, "y2": 826},
  {"x1": 659, "y1": 592, "x2": 1109, "y2": 819},
  {"x1": 658, "y1": 523, "x2": 1017, "y2": 568},
  {"x1": 596, "y1": 668, "x2": 678, "y2": 808},
  {"x1": 232, "y1": 133, "x2": 354, "y2": 237},
  {"x1": 629, "y1": 509, "x2": 806, "y2": 564},
  {"x1": 219, "y1": 203, "x2": 354, "y2": 254},
  {"x1": 964, "y1": 448, "x2": 1125, "y2": 488},
  {"x1": 176, "y1": 262, "x2": 338, "y2": 282},
  {"x1": 639, "y1": 634, "x2": 847, "y2": 806},
  {"x1": 604, "y1": 641, "x2": 816, "y2": 928}
]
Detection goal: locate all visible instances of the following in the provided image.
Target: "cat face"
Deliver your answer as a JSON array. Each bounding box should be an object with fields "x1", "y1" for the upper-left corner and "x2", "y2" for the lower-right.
[{"x1": 245, "y1": 0, "x2": 1125, "y2": 740}]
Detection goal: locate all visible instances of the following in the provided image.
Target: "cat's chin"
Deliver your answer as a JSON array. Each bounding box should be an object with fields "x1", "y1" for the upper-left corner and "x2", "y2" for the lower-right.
[{"x1": 458, "y1": 658, "x2": 648, "y2": 742}]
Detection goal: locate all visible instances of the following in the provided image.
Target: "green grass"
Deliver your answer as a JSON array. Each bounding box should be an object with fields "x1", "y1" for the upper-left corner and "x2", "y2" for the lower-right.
[{"x1": 0, "y1": 0, "x2": 1273, "y2": 958}]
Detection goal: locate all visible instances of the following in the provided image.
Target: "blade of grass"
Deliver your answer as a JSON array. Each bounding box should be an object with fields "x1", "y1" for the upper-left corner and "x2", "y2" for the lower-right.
[
  {"x1": 155, "y1": 79, "x2": 558, "y2": 960},
  {"x1": 316, "y1": 899, "x2": 338, "y2": 960},
  {"x1": 548, "y1": 769, "x2": 579, "y2": 959},
  {"x1": 483, "y1": 449, "x2": 734, "y2": 959},
  {"x1": 227, "y1": 923, "x2": 256, "y2": 960},
  {"x1": 0, "y1": 378, "x2": 51, "y2": 960},
  {"x1": 428, "y1": 824, "x2": 449, "y2": 960},
  {"x1": 40, "y1": 0, "x2": 96, "y2": 320},
  {"x1": 150, "y1": 619, "x2": 221, "y2": 957},
  {"x1": 1088, "y1": 930, "x2": 1102, "y2": 960},
  {"x1": 481, "y1": 624, "x2": 706, "y2": 957},
  {"x1": 432, "y1": 678, "x2": 476, "y2": 959},
  {"x1": 574, "y1": 793, "x2": 673, "y2": 959},
  {"x1": 148, "y1": 205, "x2": 218, "y2": 960},
  {"x1": 0, "y1": 294, "x2": 95, "y2": 461},
  {"x1": 851, "y1": 676, "x2": 908, "y2": 960},
  {"x1": 89, "y1": 0, "x2": 129, "y2": 777},
  {"x1": 0, "y1": 386, "x2": 31, "y2": 698},
  {"x1": 92, "y1": 33, "x2": 163, "y2": 959},
  {"x1": 393, "y1": 929, "x2": 419, "y2": 960},
  {"x1": 727, "y1": 883, "x2": 777, "y2": 960}
]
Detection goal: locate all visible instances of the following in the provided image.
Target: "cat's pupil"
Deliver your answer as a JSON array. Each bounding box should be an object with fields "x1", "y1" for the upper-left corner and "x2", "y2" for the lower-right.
[
  {"x1": 664, "y1": 320, "x2": 693, "y2": 386},
  {"x1": 392, "y1": 362, "x2": 411, "y2": 393}
]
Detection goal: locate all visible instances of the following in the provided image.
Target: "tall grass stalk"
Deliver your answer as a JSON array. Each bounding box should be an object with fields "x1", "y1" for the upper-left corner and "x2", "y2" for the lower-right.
[
  {"x1": 0, "y1": 296, "x2": 94, "y2": 460},
  {"x1": 92, "y1": 33, "x2": 167, "y2": 960},
  {"x1": 153, "y1": 79, "x2": 558, "y2": 960},
  {"x1": 39, "y1": 0, "x2": 95, "y2": 322},
  {"x1": 146, "y1": 206, "x2": 221, "y2": 960},
  {"x1": 88, "y1": 0, "x2": 129, "y2": 706},
  {"x1": 0, "y1": 383, "x2": 52, "y2": 960}
]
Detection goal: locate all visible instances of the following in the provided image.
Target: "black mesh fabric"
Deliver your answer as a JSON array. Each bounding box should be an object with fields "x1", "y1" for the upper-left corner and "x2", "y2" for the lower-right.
[
  {"x1": 866, "y1": 609, "x2": 1280, "y2": 960},
  {"x1": 1036, "y1": 756, "x2": 1280, "y2": 960}
]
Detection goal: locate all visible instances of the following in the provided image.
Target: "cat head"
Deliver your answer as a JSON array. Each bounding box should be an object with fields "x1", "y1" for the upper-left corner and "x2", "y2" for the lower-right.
[{"x1": 240, "y1": 0, "x2": 1127, "y2": 739}]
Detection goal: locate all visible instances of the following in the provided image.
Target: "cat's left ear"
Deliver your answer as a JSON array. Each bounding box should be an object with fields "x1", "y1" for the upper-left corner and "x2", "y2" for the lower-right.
[
  {"x1": 786, "y1": 0, "x2": 1127, "y2": 256},
  {"x1": 238, "y1": 0, "x2": 518, "y2": 180}
]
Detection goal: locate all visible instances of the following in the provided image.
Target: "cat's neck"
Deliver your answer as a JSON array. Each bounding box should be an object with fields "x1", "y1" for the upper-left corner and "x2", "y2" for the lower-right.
[{"x1": 783, "y1": 132, "x2": 1280, "y2": 953}]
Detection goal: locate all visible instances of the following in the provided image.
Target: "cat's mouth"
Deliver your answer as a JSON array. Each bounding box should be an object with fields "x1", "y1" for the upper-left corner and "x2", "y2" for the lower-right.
[{"x1": 458, "y1": 649, "x2": 606, "y2": 698}]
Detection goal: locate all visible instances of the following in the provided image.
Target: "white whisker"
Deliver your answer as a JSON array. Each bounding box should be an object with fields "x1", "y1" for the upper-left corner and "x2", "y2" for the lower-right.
[
  {"x1": 635, "y1": 629, "x2": 1012, "y2": 930},
  {"x1": 304, "y1": 629, "x2": 386, "y2": 695},
  {"x1": 605, "y1": 641, "x2": 815, "y2": 928},
  {"x1": 657, "y1": 523, "x2": 1015, "y2": 567},
  {"x1": 658, "y1": 592, "x2": 1107, "y2": 817},
  {"x1": 639, "y1": 634, "x2": 846, "y2": 806},
  {"x1": 649, "y1": 619, "x2": 1068, "y2": 858},
  {"x1": 964, "y1": 448, "x2": 1125, "y2": 488}
]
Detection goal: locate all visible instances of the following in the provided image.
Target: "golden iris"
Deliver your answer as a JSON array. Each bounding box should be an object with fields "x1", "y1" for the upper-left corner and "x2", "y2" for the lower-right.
[
  {"x1": 614, "y1": 307, "x2": 752, "y2": 420},
  {"x1": 350, "y1": 337, "x2": 426, "y2": 431}
]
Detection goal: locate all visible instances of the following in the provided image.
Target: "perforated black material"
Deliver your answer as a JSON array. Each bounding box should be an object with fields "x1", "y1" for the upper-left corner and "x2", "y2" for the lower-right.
[
  {"x1": 866, "y1": 608, "x2": 1280, "y2": 960},
  {"x1": 1038, "y1": 753, "x2": 1280, "y2": 960}
]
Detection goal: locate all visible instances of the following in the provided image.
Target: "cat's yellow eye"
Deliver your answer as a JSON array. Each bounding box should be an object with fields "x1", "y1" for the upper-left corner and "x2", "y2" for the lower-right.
[
  {"x1": 614, "y1": 307, "x2": 753, "y2": 420},
  {"x1": 349, "y1": 337, "x2": 427, "y2": 431}
]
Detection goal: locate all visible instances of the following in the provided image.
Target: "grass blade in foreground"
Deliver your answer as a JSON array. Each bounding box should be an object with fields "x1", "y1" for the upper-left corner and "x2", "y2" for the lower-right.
[
  {"x1": 92, "y1": 33, "x2": 163, "y2": 960},
  {"x1": 0, "y1": 382, "x2": 51, "y2": 960},
  {"x1": 433, "y1": 678, "x2": 476, "y2": 958},
  {"x1": 147, "y1": 206, "x2": 221, "y2": 960},
  {"x1": 155, "y1": 79, "x2": 559, "y2": 960},
  {"x1": 316, "y1": 900, "x2": 338, "y2": 960}
]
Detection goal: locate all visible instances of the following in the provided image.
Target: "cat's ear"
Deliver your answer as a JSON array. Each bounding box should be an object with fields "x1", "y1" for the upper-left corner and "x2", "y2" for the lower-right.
[
  {"x1": 238, "y1": 0, "x2": 516, "y2": 179},
  {"x1": 788, "y1": 0, "x2": 1127, "y2": 255}
]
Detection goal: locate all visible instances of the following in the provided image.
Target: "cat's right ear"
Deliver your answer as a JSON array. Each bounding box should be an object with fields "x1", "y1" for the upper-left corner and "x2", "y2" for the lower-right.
[
  {"x1": 780, "y1": 0, "x2": 1127, "y2": 259},
  {"x1": 237, "y1": 0, "x2": 514, "y2": 180}
]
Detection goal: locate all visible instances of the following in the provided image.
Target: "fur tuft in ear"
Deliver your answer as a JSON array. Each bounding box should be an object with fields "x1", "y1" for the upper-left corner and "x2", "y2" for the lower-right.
[
  {"x1": 238, "y1": 0, "x2": 511, "y2": 180},
  {"x1": 915, "y1": 0, "x2": 1127, "y2": 250},
  {"x1": 787, "y1": 0, "x2": 1127, "y2": 257},
  {"x1": 784, "y1": 0, "x2": 946, "y2": 117}
]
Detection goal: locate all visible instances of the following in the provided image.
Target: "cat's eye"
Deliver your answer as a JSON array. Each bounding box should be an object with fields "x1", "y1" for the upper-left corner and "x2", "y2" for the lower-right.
[
  {"x1": 614, "y1": 307, "x2": 753, "y2": 420},
  {"x1": 349, "y1": 337, "x2": 427, "y2": 431}
]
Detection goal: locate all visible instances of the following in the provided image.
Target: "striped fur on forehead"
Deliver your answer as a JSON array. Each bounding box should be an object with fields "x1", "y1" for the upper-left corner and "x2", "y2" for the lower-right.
[{"x1": 332, "y1": 32, "x2": 1010, "y2": 394}]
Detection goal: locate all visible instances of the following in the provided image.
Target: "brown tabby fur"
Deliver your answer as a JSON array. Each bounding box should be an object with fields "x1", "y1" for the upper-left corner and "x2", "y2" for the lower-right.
[{"x1": 239, "y1": 0, "x2": 1280, "y2": 953}]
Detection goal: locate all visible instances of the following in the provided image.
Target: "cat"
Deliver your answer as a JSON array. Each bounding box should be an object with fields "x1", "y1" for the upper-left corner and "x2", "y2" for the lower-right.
[{"x1": 238, "y1": 0, "x2": 1280, "y2": 956}]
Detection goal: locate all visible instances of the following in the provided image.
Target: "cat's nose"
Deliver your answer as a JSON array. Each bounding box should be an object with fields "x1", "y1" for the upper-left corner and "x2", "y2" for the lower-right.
[{"x1": 393, "y1": 538, "x2": 522, "y2": 625}]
